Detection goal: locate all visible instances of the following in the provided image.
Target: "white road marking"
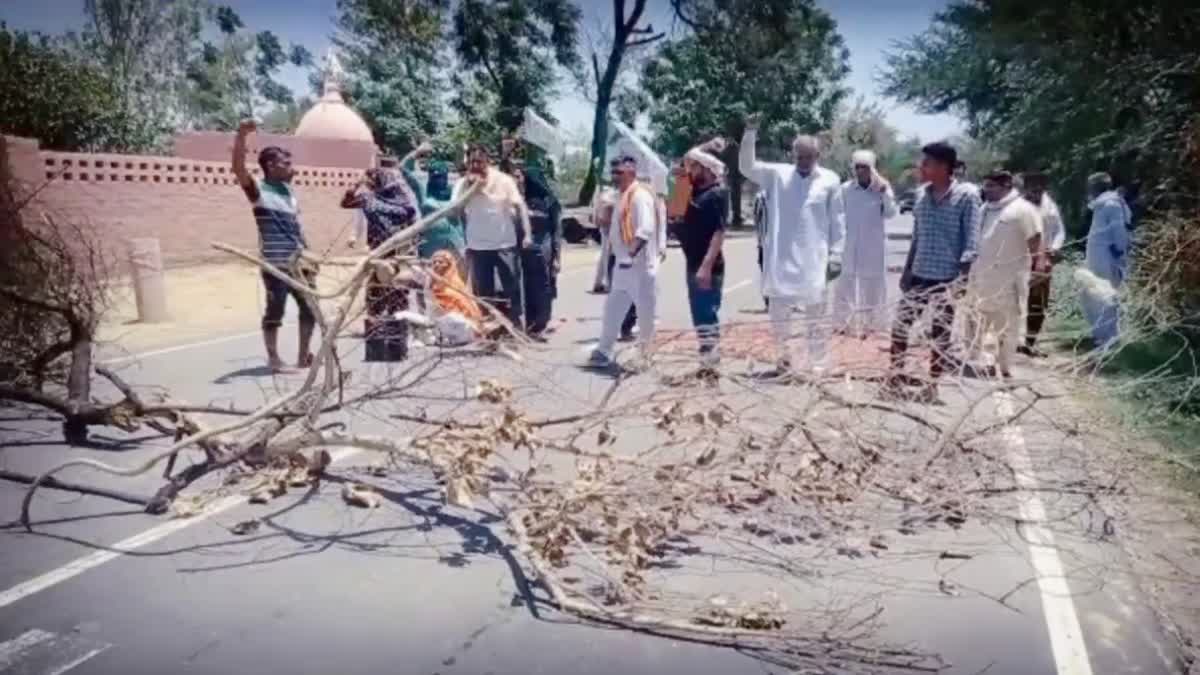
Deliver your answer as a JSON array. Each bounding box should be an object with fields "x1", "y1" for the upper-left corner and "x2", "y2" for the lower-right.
[
  {"x1": 725, "y1": 278, "x2": 755, "y2": 294},
  {"x1": 0, "y1": 629, "x2": 54, "y2": 668},
  {"x1": 99, "y1": 329, "x2": 270, "y2": 367},
  {"x1": 0, "y1": 447, "x2": 361, "y2": 611},
  {"x1": 0, "y1": 628, "x2": 111, "y2": 674},
  {"x1": 995, "y1": 391, "x2": 1094, "y2": 675}
]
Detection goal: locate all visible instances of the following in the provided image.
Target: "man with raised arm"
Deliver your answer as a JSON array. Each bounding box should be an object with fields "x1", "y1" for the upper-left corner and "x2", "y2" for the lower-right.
[
  {"x1": 740, "y1": 113, "x2": 845, "y2": 375},
  {"x1": 232, "y1": 119, "x2": 315, "y2": 374}
]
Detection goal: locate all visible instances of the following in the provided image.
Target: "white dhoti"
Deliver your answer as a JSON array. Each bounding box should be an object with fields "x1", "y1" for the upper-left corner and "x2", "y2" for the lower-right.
[
  {"x1": 963, "y1": 294, "x2": 1022, "y2": 374},
  {"x1": 768, "y1": 296, "x2": 830, "y2": 370},
  {"x1": 832, "y1": 274, "x2": 888, "y2": 334},
  {"x1": 595, "y1": 263, "x2": 657, "y2": 358}
]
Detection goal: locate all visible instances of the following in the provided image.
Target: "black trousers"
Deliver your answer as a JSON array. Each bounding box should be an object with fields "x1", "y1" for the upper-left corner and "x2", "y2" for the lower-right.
[
  {"x1": 890, "y1": 276, "x2": 957, "y2": 378},
  {"x1": 607, "y1": 253, "x2": 636, "y2": 334},
  {"x1": 521, "y1": 239, "x2": 554, "y2": 334},
  {"x1": 467, "y1": 248, "x2": 523, "y2": 329}
]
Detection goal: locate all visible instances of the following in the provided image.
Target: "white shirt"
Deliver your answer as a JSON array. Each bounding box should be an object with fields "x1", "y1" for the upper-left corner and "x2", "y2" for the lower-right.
[
  {"x1": 840, "y1": 179, "x2": 897, "y2": 279},
  {"x1": 453, "y1": 168, "x2": 525, "y2": 250},
  {"x1": 970, "y1": 189, "x2": 1042, "y2": 312},
  {"x1": 739, "y1": 129, "x2": 845, "y2": 302},
  {"x1": 1032, "y1": 193, "x2": 1065, "y2": 253},
  {"x1": 608, "y1": 183, "x2": 661, "y2": 274}
]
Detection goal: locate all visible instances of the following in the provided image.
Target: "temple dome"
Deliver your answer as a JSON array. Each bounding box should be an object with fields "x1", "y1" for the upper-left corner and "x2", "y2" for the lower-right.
[{"x1": 294, "y1": 50, "x2": 373, "y2": 143}]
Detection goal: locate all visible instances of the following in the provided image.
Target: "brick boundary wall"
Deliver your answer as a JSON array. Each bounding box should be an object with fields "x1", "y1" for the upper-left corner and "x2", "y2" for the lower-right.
[{"x1": 4, "y1": 135, "x2": 375, "y2": 268}]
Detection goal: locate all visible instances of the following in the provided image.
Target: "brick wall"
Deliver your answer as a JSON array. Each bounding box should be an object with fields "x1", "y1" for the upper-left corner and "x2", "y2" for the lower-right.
[
  {"x1": 4, "y1": 136, "x2": 369, "y2": 267},
  {"x1": 174, "y1": 131, "x2": 376, "y2": 169}
]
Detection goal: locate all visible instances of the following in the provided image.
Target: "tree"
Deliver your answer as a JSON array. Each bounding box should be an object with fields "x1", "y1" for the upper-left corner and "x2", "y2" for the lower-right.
[
  {"x1": 75, "y1": 0, "x2": 209, "y2": 149},
  {"x1": 332, "y1": 0, "x2": 449, "y2": 157},
  {"x1": 0, "y1": 24, "x2": 145, "y2": 152},
  {"x1": 183, "y1": 6, "x2": 313, "y2": 131},
  {"x1": 821, "y1": 96, "x2": 921, "y2": 190},
  {"x1": 451, "y1": 0, "x2": 582, "y2": 145},
  {"x1": 881, "y1": 0, "x2": 1200, "y2": 229},
  {"x1": 624, "y1": 0, "x2": 849, "y2": 224},
  {"x1": 260, "y1": 96, "x2": 314, "y2": 135},
  {"x1": 572, "y1": 0, "x2": 665, "y2": 205}
]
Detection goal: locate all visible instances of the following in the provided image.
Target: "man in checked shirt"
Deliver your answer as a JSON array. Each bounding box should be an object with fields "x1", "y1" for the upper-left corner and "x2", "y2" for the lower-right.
[{"x1": 885, "y1": 141, "x2": 982, "y2": 401}]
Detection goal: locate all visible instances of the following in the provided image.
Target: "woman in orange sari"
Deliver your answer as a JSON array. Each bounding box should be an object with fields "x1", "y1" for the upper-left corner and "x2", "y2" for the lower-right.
[{"x1": 428, "y1": 250, "x2": 483, "y2": 329}]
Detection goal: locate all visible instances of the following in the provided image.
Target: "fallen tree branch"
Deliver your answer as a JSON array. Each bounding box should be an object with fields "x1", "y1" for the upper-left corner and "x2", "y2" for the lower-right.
[{"x1": 0, "y1": 469, "x2": 149, "y2": 508}]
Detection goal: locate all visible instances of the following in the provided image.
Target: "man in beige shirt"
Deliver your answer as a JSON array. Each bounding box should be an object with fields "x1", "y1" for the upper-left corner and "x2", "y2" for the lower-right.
[
  {"x1": 452, "y1": 144, "x2": 533, "y2": 330},
  {"x1": 965, "y1": 169, "x2": 1042, "y2": 378}
]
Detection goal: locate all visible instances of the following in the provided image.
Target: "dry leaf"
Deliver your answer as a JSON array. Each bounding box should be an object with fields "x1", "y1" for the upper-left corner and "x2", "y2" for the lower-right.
[
  {"x1": 938, "y1": 579, "x2": 959, "y2": 596},
  {"x1": 342, "y1": 483, "x2": 382, "y2": 508},
  {"x1": 230, "y1": 519, "x2": 260, "y2": 536},
  {"x1": 446, "y1": 477, "x2": 474, "y2": 508}
]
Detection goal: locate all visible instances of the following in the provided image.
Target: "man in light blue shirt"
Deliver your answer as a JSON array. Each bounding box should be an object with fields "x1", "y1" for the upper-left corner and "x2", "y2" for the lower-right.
[{"x1": 1081, "y1": 172, "x2": 1131, "y2": 349}]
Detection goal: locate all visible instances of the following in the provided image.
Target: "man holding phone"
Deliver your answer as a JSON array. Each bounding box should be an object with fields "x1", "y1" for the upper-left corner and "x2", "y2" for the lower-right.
[{"x1": 452, "y1": 144, "x2": 533, "y2": 331}]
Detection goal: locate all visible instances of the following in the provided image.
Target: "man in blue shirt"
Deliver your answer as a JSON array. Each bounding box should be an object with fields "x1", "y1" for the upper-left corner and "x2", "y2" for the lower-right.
[{"x1": 886, "y1": 142, "x2": 982, "y2": 400}]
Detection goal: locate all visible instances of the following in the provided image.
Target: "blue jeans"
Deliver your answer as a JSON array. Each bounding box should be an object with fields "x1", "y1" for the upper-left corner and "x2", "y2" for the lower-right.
[{"x1": 686, "y1": 267, "x2": 723, "y2": 354}]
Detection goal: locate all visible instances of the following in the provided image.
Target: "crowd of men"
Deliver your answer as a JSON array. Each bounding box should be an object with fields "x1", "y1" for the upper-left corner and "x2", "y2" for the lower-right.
[{"x1": 232, "y1": 114, "x2": 1132, "y2": 392}]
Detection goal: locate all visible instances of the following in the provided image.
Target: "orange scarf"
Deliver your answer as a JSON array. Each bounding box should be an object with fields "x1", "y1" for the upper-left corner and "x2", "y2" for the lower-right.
[
  {"x1": 429, "y1": 251, "x2": 483, "y2": 326},
  {"x1": 619, "y1": 182, "x2": 657, "y2": 247}
]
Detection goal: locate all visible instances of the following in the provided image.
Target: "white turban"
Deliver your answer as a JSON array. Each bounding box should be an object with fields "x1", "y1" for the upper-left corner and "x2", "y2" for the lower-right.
[
  {"x1": 851, "y1": 150, "x2": 877, "y2": 168},
  {"x1": 685, "y1": 146, "x2": 726, "y2": 178}
]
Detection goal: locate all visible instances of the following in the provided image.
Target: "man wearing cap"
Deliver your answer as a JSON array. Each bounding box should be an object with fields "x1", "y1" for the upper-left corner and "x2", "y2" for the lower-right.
[
  {"x1": 835, "y1": 150, "x2": 897, "y2": 338},
  {"x1": 740, "y1": 113, "x2": 845, "y2": 375}
]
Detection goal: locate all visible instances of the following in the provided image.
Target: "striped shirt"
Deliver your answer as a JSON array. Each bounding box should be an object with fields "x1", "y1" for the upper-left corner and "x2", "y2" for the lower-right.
[
  {"x1": 251, "y1": 179, "x2": 307, "y2": 267},
  {"x1": 910, "y1": 180, "x2": 982, "y2": 281}
]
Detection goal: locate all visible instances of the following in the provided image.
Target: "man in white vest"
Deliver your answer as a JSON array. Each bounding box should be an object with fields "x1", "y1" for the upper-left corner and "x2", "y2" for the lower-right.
[
  {"x1": 835, "y1": 150, "x2": 897, "y2": 338},
  {"x1": 739, "y1": 113, "x2": 845, "y2": 374}
]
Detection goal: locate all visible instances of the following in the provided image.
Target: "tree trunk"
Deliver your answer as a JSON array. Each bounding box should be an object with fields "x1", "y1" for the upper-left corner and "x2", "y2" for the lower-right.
[
  {"x1": 578, "y1": 52, "x2": 624, "y2": 207},
  {"x1": 62, "y1": 336, "x2": 93, "y2": 445}
]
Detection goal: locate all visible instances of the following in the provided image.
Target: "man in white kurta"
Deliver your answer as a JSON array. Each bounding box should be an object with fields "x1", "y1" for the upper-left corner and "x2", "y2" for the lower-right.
[
  {"x1": 965, "y1": 170, "x2": 1042, "y2": 377},
  {"x1": 835, "y1": 150, "x2": 897, "y2": 337},
  {"x1": 587, "y1": 156, "x2": 660, "y2": 368},
  {"x1": 739, "y1": 115, "x2": 845, "y2": 372},
  {"x1": 1019, "y1": 172, "x2": 1065, "y2": 357}
]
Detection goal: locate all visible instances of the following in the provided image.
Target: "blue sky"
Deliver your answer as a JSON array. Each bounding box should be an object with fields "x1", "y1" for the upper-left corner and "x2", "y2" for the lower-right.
[{"x1": 1, "y1": 0, "x2": 961, "y2": 142}]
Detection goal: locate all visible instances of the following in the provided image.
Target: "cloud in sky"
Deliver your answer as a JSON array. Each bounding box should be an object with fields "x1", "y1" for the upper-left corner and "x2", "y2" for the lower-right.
[{"x1": 1, "y1": 0, "x2": 961, "y2": 143}]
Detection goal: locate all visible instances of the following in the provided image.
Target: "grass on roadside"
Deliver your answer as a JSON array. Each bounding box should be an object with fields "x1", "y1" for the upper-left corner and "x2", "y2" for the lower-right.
[{"x1": 1044, "y1": 267, "x2": 1200, "y2": 475}]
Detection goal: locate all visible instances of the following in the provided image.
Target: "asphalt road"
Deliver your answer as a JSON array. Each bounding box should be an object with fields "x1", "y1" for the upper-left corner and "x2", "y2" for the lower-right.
[{"x1": 0, "y1": 215, "x2": 1184, "y2": 674}]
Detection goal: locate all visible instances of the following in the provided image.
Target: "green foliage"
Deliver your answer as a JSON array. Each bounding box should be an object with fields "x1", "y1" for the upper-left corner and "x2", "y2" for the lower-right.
[
  {"x1": 623, "y1": 0, "x2": 849, "y2": 222},
  {"x1": 76, "y1": 0, "x2": 213, "y2": 149},
  {"x1": 332, "y1": 0, "x2": 450, "y2": 156},
  {"x1": 882, "y1": 0, "x2": 1200, "y2": 230},
  {"x1": 260, "y1": 97, "x2": 314, "y2": 135},
  {"x1": 451, "y1": 0, "x2": 582, "y2": 134},
  {"x1": 821, "y1": 97, "x2": 921, "y2": 188},
  {"x1": 183, "y1": 6, "x2": 312, "y2": 130},
  {"x1": 0, "y1": 24, "x2": 147, "y2": 152}
]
